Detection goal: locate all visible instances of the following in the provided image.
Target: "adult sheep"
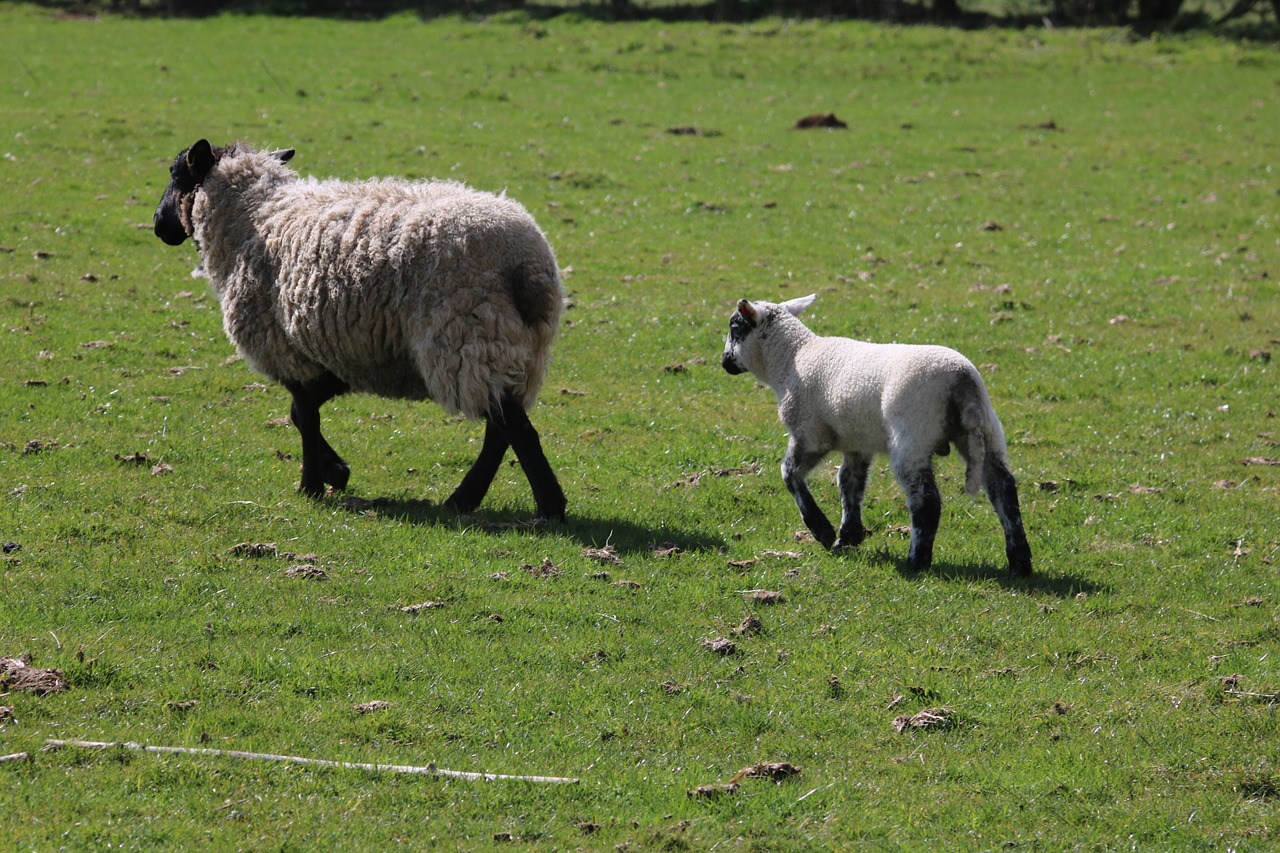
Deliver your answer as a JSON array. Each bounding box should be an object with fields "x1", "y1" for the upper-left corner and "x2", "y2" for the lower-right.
[
  {"x1": 153, "y1": 139, "x2": 567, "y2": 521},
  {"x1": 721, "y1": 294, "x2": 1031, "y2": 576}
]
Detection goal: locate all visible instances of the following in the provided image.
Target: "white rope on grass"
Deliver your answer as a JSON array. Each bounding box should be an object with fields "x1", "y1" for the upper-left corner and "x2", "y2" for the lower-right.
[{"x1": 43, "y1": 739, "x2": 579, "y2": 785}]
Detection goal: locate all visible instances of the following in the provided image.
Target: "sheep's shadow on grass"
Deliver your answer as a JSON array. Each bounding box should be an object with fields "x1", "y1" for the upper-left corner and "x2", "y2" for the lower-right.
[{"x1": 334, "y1": 494, "x2": 725, "y2": 556}]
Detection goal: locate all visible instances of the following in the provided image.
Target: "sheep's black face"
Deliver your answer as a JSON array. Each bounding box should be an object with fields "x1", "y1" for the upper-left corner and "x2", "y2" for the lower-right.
[
  {"x1": 721, "y1": 302, "x2": 759, "y2": 375},
  {"x1": 153, "y1": 139, "x2": 218, "y2": 247}
]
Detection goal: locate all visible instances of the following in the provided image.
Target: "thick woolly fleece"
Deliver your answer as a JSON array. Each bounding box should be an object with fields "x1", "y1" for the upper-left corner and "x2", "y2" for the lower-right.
[{"x1": 190, "y1": 143, "x2": 562, "y2": 420}]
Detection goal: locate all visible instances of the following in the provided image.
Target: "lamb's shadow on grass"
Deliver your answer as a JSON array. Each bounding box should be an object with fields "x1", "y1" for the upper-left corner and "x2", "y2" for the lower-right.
[
  {"x1": 853, "y1": 543, "x2": 1106, "y2": 597},
  {"x1": 336, "y1": 494, "x2": 724, "y2": 555}
]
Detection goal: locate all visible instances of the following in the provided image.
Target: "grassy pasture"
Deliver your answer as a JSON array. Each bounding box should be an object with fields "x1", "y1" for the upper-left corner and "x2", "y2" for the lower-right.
[{"x1": 2, "y1": 5, "x2": 1279, "y2": 848}]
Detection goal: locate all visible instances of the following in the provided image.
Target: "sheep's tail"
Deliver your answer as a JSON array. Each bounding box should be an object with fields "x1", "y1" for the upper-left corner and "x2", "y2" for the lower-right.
[
  {"x1": 507, "y1": 259, "x2": 564, "y2": 412},
  {"x1": 954, "y1": 370, "x2": 1008, "y2": 499}
]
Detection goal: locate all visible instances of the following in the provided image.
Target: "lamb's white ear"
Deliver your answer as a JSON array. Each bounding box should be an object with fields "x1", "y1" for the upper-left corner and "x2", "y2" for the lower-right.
[
  {"x1": 737, "y1": 299, "x2": 759, "y2": 324},
  {"x1": 780, "y1": 293, "x2": 817, "y2": 317}
]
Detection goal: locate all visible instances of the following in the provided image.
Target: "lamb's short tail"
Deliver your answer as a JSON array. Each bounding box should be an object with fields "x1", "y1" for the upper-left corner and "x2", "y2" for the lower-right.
[{"x1": 954, "y1": 372, "x2": 1007, "y2": 499}]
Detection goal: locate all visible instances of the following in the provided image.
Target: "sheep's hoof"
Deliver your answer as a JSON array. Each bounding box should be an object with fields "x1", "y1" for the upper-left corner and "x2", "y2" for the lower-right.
[
  {"x1": 324, "y1": 459, "x2": 351, "y2": 490},
  {"x1": 299, "y1": 482, "x2": 326, "y2": 499},
  {"x1": 1008, "y1": 554, "x2": 1033, "y2": 578}
]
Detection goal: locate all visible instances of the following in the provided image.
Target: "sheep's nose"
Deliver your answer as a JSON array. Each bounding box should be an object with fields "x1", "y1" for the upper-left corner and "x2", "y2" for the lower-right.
[{"x1": 721, "y1": 354, "x2": 745, "y2": 375}]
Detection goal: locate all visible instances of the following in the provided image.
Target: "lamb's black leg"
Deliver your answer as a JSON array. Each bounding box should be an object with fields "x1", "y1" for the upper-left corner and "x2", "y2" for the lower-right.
[
  {"x1": 471, "y1": 391, "x2": 567, "y2": 521},
  {"x1": 834, "y1": 452, "x2": 871, "y2": 551},
  {"x1": 283, "y1": 374, "x2": 351, "y2": 498},
  {"x1": 900, "y1": 466, "x2": 941, "y2": 572},
  {"x1": 444, "y1": 417, "x2": 510, "y2": 514},
  {"x1": 984, "y1": 453, "x2": 1033, "y2": 577},
  {"x1": 782, "y1": 440, "x2": 836, "y2": 549}
]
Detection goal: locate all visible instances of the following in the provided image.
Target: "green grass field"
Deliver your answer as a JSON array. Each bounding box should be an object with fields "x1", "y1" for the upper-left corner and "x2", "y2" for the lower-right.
[{"x1": 2, "y1": 5, "x2": 1278, "y2": 848}]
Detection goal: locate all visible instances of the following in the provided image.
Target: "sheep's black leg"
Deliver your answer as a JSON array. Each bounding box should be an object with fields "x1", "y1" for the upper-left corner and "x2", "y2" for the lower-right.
[
  {"x1": 984, "y1": 453, "x2": 1033, "y2": 577},
  {"x1": 834, "y1": 453, "x2": 871, "y2": 551},
  {"x1": 782, "y1": 441, "x2": 836, "y2": 549},
  {"x1": 444, "y1": 418, "x2": 510, "y2": 515},
  {"x1": 283, "y1": 374, "x2": 351, "y2": 498},
  {"x1": 452, "y1": 391, "x2": 567, "y2": 521},
  {"x1": 900, "y1": 466, "x2": 941, "y2": 572}
]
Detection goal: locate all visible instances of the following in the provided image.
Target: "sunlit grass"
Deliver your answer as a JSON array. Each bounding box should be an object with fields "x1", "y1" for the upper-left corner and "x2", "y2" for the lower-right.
[{"x1": 1, "y1": 5, "x2": 1278, "y2": 849}]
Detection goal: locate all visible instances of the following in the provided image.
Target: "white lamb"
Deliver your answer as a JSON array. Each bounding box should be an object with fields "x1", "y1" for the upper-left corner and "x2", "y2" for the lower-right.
[
  {"x1": 721, "y1": 294, "x2": 1031, "y2": 576},
  {"x1": 153, "y1": 139, "x2": 567, "y2": 520}
]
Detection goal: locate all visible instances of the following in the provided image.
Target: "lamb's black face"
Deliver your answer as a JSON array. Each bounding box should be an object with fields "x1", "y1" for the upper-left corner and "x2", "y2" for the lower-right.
[
  {"x1": 721, "y1": 304, "x2": 758, "y2": 375},
  {"x1": 153, "y1": 139, "x2": 217, "y2": 246}
]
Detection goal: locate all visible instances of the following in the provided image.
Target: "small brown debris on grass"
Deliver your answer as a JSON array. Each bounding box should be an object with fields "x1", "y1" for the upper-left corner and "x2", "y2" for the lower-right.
[
  {"x1": 79, "y1": 340, "x2": 111, "y2": 349},
  {"x1": 661, "y1": 680, "x2": 685, "y2": 695},
  {"x1": 743, "y1": 589, "x2": 784, "y2": 605},
  {"x1": 582, "y1": 544, "x2": 621, "y2": 565},
  {"x1": 400, "y1": 601, "x2": 444, "y2": 614},
  {"x1": 114, "y1": 452, "x2": 152, "y2": 465},
  {"x1": 761, "y1": 549, "x2": 803, "y2": 559},
  {"x1": 0, "y1": 656, "x2": 66, "y2": 695},
  {"x1": 893, "y1": 707, "x2": 955, "y2": 733},
  {"x1": 611, "y1": 579, "x2": 643, "y2": 590},
  {"x1": 1212, "y1": 479, "x2": 1238, "y2": 489},
  {"x1": 666, "y1": 125, "x2": 702, "y2": 135},
  {"x1": 1128, "y1": 484, "x2": 1163, "y2": 494},
  {"x1": 980, "y1": 219, "x2": 1003, "y2": 231},
  {"x1": 733, "y1": 614, "x2": 763, "y2": 636},
  {"x1": 650, "y1": 542, "x2": 683, "y2": 558},
  {"x1": 727, "y1": 558, "x2": 757, "y2": 570},
  {"x1": 522, "y1": 557, "x2": 562, "y2": 578},
  {"x1": 165, "y1": 700, "x2": 200, "y2": 712},
  {"x1": 1242, "y1": 457, "x2": 1280, "y2": 466},
  {"x1": 689, "y1": 781, "x2": 739, "y2": 798},
  {"x1": 1236, "y1": 597, "x2": 1265, "y2": 607},
  {"x1": 662, "y1": 362, "x2": 686, "y2": 374},
  {"x1": 665, "y1": 463, "x2": 761, "y2": 490},
  {"x1": 0, "y1": 706, "x2": 13, "y2": 723},
  {"x1": 151, "y1": 462, "x2": 174, "y2": 476},
  {"x1": 227, "y1": 542, "x2": 278, "y2": 558},
  {"x1": 730, "y1": 761, "x2": 802, "y2": 783},
  {"x1": 354, "y1": 700, "x2": 390, "y2": 714},
  {"x1": 794, "y1": 113, "x2": 847, "y2": 129},
  {"x1": 574, "y1": 819, "x2": 601, "y2": 835},
  {"x1": 284, "y1": 565, "x2": 328, "y2": 581},
  {"x1": 1049, "y1": 701, "x2": 1069, "y2": 716},
  {"x1": 700, "y1": 636, "x2": 737, "y2": 656}
]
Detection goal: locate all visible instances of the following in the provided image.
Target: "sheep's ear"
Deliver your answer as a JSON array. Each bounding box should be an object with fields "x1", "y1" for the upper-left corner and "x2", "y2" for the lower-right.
[
  {"x1": 273, "y1": 148, "x2": 296, "y2": 163},
  {"x1": 186, "y1": 139, "x2": 215, "y2": 177},
  {"x1": 780, "y1": 293, "x2": 817, "y2": 317},
  {"x1": 737, "y1": 299, "x2": 759, "y2": 325}
]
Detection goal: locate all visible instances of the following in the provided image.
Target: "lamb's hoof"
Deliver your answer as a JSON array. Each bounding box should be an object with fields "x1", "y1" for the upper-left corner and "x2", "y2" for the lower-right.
[{"x1": 833, "y1": 530, "x2": 866, "y2": 552}]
